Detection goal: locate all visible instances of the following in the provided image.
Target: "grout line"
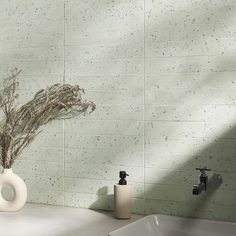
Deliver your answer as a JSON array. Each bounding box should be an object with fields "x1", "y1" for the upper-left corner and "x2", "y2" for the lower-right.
[
  {"x1": 0, "y1": 60, "x2": 64, "y2": 63},
  {"x1": 63, "y1": 2, "x2": 66, "y2": 85},
  {"x1": 143, "y1": 0, "x2": 146, "y2": 214},
  {"x1": 18, "y1": 170, "x2": 236, "y2": 180},
  {"x1": 62, "y1": 0, "x2": 66, "y2": 206}
]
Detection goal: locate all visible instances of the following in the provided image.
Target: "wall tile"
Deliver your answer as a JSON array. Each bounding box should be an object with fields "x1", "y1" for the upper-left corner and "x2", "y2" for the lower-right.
[
  {"x1": 65, "y1": 120, "x2": 143, "y2": 136},
  {"x1": 64, "y1": 177, "x2": 144, "y2": 198},
  {"x1": 14, "y1": 160, "x2": 64, "y2": 177},
  {"x1": 64, "y1": 191, "x2": 144, "y2": 214},
  {"x1": 66, "y1": 75, "x2": 143, "y2": 91},
  {"x1": 65, "y1": 162, "x2": 144, "y2": 182},
  {"x1": 65, "y1": 59, "x2": 143, "y2": 77},
  {"x1": 65, "y1": 0, "x2": 144, "y2": 33},
  {"x1": 27, "y1": 188, "x2": 64, "y2": 205},
  {"x1": 80, "y1": 104, "x2": 144, "y2": 121},
  {"x1": 65, "y1": 148, "x2": 143, "y2": 167},
  {"x1": 144, "y1": 198, "x2": 236, "y2": 221},
  {"x1": 21, "y1": 174, "x2": 64, "y2": 191},
  {"x1": 65, "y1": 191, "x2": 113, "y2": 210},
  {"x1": 65, "y1": 134, "x2": 143, "y2": 151},
  {"x1": 145, "y1": 104, "x2": 236, "y2": 122},
  {"x1": 146, "y1": 56, "x2": 236, "y2": 74},
  {"x1": 22, "y1": 147, "x2": 64, "y2": 162}
]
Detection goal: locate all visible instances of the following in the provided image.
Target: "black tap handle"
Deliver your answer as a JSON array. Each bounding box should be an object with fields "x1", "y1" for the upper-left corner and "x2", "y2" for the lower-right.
[
  {"x1": 119, "y1": 171, "x2": 129, "y2": 178},
  {"x1": 196, "y1": 167, "x2": 211, "y2": 172}
]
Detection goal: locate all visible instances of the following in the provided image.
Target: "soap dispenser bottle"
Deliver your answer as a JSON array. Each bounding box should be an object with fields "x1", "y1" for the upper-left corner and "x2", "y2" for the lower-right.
[{"x1": 114, "y1": 171, "x2": 131, "y2": 219}]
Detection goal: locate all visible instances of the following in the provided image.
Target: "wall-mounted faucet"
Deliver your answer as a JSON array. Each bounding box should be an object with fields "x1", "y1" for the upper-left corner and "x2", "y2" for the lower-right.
[{"x1": 192, "y1": 167, "x2": 211, "y2": 195}]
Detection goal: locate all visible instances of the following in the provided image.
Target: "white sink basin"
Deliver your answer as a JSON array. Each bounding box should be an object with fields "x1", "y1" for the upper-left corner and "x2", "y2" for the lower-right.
[{"x1": 109, "y1": 214, "x2": 236, "y2": 236}]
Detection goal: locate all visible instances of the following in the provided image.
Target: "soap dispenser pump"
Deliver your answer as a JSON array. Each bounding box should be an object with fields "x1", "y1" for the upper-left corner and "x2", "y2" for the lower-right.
[
  {"x1": 114, "y1": 171, "x2": 131, "y2": 219},
  {"x1": 119, "y1": 171, "x2": 129, "y2": 185}
]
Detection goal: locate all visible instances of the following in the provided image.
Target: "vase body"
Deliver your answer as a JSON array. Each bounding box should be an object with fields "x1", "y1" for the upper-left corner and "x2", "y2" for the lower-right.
[{"x1": 0, "y1": 168, "x2": 27, "y2": 211}]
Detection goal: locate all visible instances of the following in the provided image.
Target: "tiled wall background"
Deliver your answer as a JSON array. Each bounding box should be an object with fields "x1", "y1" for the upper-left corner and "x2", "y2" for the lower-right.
[{"x1": 1, "y1": 0, "x2": 236, "y2": 222}]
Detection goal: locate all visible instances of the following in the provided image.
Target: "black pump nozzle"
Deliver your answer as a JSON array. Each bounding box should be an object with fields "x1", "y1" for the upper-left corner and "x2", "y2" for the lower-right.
[{"x1": 119, "y1": 171, "x2": 129, "y2": 185}]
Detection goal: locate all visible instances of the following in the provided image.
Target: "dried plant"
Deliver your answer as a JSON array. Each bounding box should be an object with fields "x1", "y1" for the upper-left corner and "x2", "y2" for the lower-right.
[{"x1": 0, "y1": 69, "x2": 95, "y2": 168}]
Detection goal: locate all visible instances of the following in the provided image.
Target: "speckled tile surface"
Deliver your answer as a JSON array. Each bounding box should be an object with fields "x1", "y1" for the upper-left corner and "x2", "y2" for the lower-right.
[{"x1": 0, "y1": 0, "x2": 236, "y2": 222}]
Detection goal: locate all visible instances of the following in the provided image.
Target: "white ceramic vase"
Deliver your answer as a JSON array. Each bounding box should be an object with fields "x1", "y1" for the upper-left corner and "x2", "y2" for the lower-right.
[{"x1": 0, "y1": 168, "x2": 27, "y2": 211}]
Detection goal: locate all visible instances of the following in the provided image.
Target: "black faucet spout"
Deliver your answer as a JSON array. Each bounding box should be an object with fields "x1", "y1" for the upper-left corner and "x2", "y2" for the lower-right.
[
  {"x1": 192, "y1": 167, "x2": 211, "y2": 195},
  {"x1": 192, "y1": 182, "x2": 206, "y2": 195}
]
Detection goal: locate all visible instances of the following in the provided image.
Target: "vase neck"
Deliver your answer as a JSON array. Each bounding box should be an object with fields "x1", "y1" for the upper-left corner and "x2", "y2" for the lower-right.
[{"x1": 3, "y1": 168, "x2": 13, "y2": 174}]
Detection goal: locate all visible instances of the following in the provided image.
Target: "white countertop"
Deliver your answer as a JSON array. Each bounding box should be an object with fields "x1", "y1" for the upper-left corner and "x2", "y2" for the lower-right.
[{"x1": 0, "y1": 203, "x2": 142, "y2": 236}]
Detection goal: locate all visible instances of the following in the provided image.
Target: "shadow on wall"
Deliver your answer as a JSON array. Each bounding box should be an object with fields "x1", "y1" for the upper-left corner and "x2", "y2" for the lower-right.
[
  {"x1": 89, "y1": 187, "x2": 114, "y2": 211},
  {"x1": 143, "y1": 124, "x2": 236, "y2": 222}
]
